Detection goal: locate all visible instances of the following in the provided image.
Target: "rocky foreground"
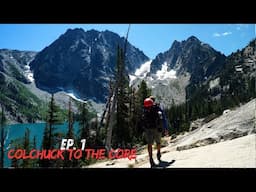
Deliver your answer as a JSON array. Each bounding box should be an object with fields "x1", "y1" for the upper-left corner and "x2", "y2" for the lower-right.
[{"x1": 87, "y1": 99, "x2": 256, "y2": 168}]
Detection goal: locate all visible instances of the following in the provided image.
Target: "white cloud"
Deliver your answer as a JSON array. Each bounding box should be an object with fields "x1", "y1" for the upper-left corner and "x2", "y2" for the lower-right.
[
  {"x1": 222, "y1": 32, "x2": 232, "y2": 36},
  {"x1": 236, "y1": 24, "x2": 249, "y2": 30},
  {"x1": 213, "y1": 33, "x2": 221, "y2": 37},
  {"x1": 213, "y1": 31, "x2": 232, "y2": 37}
]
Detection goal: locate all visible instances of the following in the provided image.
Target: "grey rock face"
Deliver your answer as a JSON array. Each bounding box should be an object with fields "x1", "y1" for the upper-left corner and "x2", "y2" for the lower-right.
[{"x1": 30, "y1": 28, "x2": 149, "y2": 102}]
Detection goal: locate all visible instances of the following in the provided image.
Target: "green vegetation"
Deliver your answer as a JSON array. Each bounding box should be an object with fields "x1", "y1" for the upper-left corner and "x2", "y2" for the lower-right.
[
  {"x1": 166, "y1": 40, "x2": 256, "y2": 135},
  {"x1": 4, "y1": 39, "x2": 255, "y2": 168},
  {"x1": 0, "y1": 76, "x2": 47, "y2": 123},
  {"x1": 8, "y1": 63, "x2": 27, "y2": 83},
  {"x1": 0, "y1": 104, "x2": 7, "y2": 168}
]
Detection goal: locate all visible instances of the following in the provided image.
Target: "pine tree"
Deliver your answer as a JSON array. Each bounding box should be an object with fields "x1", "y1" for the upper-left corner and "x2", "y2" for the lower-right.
[
  {"x1": 93, "y1": 116, "x2": 100, "y2": 146},
  {"x1": 48, "y1": 93, "x2": 61, "y2": 149},
  {"x1": 10, "y1": 139, "x2": 22, "y2": 168},
  {"x1": 115, "y1": 46, "x2": 130, "y2": 147},
  {"x1": 67, "y1": 97, "x2": 74, "y2": 139},
  {"x1": 32, "y1": 136, "x2": 38, "y2": 167},
  {"x1": 0, "y1": 104, "x2": 6, "y2": 168},
  {"x1": 42, "y1": 125, "x2": 49, "y2": 150},
  {"x1": 11, "y1": 145, "x2": 19, "y2": 168},
  {"x1": 132, "y1": 80, "x2": 151, "y2": 144},
  {"x1": 21, "y1": 128, "x2": 31, "y2": 168},
  {"x1": 105, "y1": 26, "x2": 132, "y2": 150},
  {"x1": 78, "y1": 102, "x2": 89, "y2": 143},
  {"x1": 64, "y1": 97, "x2": 78, "y2": 167},
  {"x1": 128, "y1": 87, "x2": 138, "y2": 143},
  {"x1": 40, "y1": 93, "x2": 62, "y2": 167}
]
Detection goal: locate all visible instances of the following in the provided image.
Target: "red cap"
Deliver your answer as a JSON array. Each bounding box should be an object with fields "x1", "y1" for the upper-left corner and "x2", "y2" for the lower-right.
[{"x1": 144, "y1": 98, "x2": 153, "y2": 107}]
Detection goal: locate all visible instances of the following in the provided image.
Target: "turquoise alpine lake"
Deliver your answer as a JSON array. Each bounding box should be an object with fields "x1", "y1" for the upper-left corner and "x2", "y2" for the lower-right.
[{"x1": 3, "y1": 122, "x2": 80, "y2": 167}]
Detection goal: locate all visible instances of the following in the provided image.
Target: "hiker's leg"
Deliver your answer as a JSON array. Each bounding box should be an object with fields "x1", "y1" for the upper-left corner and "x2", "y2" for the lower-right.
[
  {"x1": 145, "y1": 129, "x2": 154, "y2": 157},
  {"x1": 148, "y1": 144, "x2": 153, "y2": 158},
  {"x1": 145, "y1": 129, "x2": 156, "y2": 167},
  {"x1": 157, "y1": 143, "x2": 161, "y2": 154},
  {"x1": 148, "y1": 144, "x2": 156, "y2": 167},
  {"x1": 154, "y1": 129, "x2": 162, "y2": 161}
]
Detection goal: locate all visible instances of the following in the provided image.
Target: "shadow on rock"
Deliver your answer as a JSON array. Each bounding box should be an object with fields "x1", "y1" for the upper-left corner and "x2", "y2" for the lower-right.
[{"x1": 158, "y1": 160, "x2": 176, "y2": 168}]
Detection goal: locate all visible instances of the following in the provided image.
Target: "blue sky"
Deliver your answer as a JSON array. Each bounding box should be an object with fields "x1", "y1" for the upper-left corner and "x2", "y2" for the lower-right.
[{"x1": 0, "y1": 24, "x2": 255, "y2": 59}]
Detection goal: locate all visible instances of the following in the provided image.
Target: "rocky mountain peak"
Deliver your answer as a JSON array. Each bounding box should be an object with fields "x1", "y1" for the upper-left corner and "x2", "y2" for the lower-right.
[
  {"x1": 186, "y1": 35, "x2": 200, "y2": 42},
  {"x1": 30, "y1": 28, "x2": 149, "y2": 102},
  {"x1": 150, "y1": 35, "x2": 226, "y2": 84}
]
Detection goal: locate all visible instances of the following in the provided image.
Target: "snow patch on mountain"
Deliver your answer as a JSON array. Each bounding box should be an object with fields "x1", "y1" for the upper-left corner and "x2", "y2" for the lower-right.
[
  {"x1": 156, "y1": 62, "x2": 176, "y2": 80},
  {"x1": 66, "y1": 92, "x2": 87, "y2": 103},
  {"x1": 134, "y1": 60, "x2": 151, "y2": 77},
  {"x1": 129, "y1": 60, "x2": 151, "y2": 86},
  {"x1": 24, "y1": 64, "x2": 34, "y2": 83},
  {"x1": 129, "y1": 60, "x2": 186, "y2": 106},
  {"x1": 129, "y1": 60, "x2": 178, "y2": 86},
  {"x1": 128, "y1": 74, "x2": 137, "y2": 85}
]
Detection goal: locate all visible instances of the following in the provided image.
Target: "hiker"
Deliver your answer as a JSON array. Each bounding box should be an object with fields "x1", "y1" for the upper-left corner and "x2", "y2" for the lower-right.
[
  {"x1": 142, "y1": 97, "x2": 168, "y2": 168},
  {"x1": 149, "y1": 96, "x2": 169, "y2": 136}
]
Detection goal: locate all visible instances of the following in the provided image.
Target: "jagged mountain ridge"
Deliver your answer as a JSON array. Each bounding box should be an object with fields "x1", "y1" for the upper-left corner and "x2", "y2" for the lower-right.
[
  {"x1": 150, "y1": 36, "x2": 226, "y2": 85},
  {"x1": 30, "y1": 28, "x2": 149, "y2": 102},
  {"x1": 131, "y1": 36, "x2": 227, "y2": 107},
  {"x1": 189, "y1": 38, "x2": 256, "y2": 102}
]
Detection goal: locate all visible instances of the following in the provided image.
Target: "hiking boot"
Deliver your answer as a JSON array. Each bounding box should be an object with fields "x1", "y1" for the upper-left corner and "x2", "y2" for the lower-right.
[
  {"x1": 157, "y1": 152, "x2": 161, "y2": 161},
  {"x1": 150, "y1": 158, "x2": 156, "y2": 168}
]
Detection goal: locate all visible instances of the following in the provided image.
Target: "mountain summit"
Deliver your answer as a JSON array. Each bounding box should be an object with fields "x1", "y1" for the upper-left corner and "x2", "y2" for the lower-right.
[
  {"x1": 150, "y1": 36, "x2": 226, "y2": 84},
  {"x1": 30, "y1": 28, "x2": 149, "y2": 102}
]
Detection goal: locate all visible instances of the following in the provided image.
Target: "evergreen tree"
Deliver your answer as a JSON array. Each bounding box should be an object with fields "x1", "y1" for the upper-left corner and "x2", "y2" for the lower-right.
[
  {"x1": 137, "y1": 80, "x2": 151, "y2": 106},
  {"x1": 40, "y1": 123, "x2": 50, "y2": 167},
  {"x1": 47, "y1": 93, "x2": 62, "y2": 149},
  {"x1": 40, "y1": 93, "x2": 62, "y2": 167},
  {"x1": 115, "y1": 46, "x2": 130, "y2": 147},
  {"x1": 32, "y1": 136, "x2": 38, "y2": 167},
  {"x1": 21, "y1": 128, "x2": 31, "y2": 168},
  {"x1": 78, "y1": 102, "x2": 89, "y2": 144},
  {"x1": 67, "y1": 97, "x2": 74, "y2": 139},
  {"x1": 128, "y1": 87, "x2": 138, "y2": 143},
  {"x1": 64, "y1": 97, "x2": 79, "y2": 167},
  {"x1": 0, "y1": 104, "x2": 6, "y2": 168},
  {"x1": 42, "y1": 125, "x2": 49, "y2": 150},
  {"x1": 10, "y1": 139, "x2": 23, "y2": 168},
  {"x1": 131, "y1": 80, "x2": 151, "y2": 144},
  {"x1": 11, "y1": 146, "x2": 19, "y2": 168}
]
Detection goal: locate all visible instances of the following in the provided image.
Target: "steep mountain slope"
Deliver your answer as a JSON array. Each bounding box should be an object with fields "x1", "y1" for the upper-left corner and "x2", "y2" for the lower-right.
[
  {"x1": 30, "y1": 28, "x2": 149, "y2": 102},
  {"x1": 0, "y1": 49, "x2": 36, "y2": 83},
  {"x1": 186, "y1": 38, "x2": 256, "y2": 111},
  {"x1": 150, "y1": 36, "x2": 226, "y2": 84},
  {"x1": 130, "y1": 36, "x2": 226, "y2": 107},
  {"x1": 0, "y1": 49, "x2": 46, "y2": 123}
]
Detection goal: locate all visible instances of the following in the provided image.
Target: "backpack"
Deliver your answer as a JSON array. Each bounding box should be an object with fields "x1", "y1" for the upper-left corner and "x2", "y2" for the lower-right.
[{"x1": 142, "y1": 105, "x2": 163, "y2": 132}]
